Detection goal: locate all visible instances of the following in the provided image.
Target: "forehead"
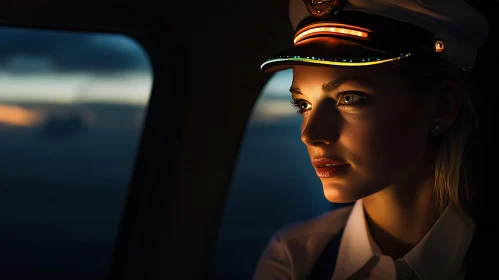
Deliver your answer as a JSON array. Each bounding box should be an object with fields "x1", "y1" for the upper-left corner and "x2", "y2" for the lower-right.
[{"x1": 291, "y1": 64, "x2": 406, "y2": 88}]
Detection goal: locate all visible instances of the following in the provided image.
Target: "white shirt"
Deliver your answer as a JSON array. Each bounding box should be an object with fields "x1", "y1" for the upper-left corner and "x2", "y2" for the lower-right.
[
  {"x1": 333, "y1": 200, "x2": 475, "y2": 280},
  {"x1": 253, "y1": 200, "x2": 475, "y2": 280}
]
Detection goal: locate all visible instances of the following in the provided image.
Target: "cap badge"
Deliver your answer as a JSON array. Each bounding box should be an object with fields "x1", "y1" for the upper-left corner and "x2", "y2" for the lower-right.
[
  {"x1": 303, "y1": 0, "x2": 345, "y2": 18},
  {"x1": 434, "y1": 40, "x2": 445, "y2": 53}
]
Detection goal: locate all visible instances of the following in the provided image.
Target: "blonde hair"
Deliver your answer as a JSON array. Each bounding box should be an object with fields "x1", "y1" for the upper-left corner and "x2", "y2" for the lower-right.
[{"x1": 391, "y1": 50, "x2": 479, "y2": 218}]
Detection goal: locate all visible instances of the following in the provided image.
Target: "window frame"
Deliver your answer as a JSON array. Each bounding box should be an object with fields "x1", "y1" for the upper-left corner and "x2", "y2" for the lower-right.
[{"x1": 0, "y1": 21, "x2": 186, "y2": 280}]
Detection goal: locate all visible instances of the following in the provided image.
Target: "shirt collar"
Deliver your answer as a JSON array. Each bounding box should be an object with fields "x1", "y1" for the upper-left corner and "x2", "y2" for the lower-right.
[
  {"x1": 332, "y1": 199, "x2": 475, "y2": 280},
  {"x1": 332, "y1": 199, "x2": 375, "y2": 280},
  {"x1": 403, "y1": 203, "x2": 475, "y2": 280}
]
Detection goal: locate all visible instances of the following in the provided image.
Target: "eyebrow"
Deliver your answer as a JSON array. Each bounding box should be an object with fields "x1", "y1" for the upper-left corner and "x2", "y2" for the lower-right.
[{"x1": 289, "y1": 77, "x2": 366, "y2": 95}]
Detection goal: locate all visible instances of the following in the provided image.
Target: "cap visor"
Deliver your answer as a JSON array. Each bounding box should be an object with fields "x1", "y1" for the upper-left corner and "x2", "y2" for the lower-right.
[{"x1": 261, "y1": 36, "x2": 412, "y2": 73}]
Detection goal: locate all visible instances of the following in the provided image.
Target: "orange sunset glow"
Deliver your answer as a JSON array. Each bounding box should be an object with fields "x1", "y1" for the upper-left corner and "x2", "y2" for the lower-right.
[{"x1": 0, "y1": 104, "x2": 43, "y2": 127}]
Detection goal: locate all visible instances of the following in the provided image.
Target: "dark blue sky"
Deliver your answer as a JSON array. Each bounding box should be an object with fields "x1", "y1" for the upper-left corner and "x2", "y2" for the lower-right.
[{"x1": 0, "y1": 27, "x2": 151, "y2": 74}]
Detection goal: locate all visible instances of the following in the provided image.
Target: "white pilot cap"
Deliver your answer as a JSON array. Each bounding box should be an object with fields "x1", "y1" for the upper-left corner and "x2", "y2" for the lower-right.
[{"x1": 262, "y1": 0, "x2": 488, "y2": 73}]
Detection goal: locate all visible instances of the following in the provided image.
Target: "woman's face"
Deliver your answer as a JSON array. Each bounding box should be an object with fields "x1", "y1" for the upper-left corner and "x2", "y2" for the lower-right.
[{"x1": 291, "y1": 65, "x2": 434, "y2": 203}]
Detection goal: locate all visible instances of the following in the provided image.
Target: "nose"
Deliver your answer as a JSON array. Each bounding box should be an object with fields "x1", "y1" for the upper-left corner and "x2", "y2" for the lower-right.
[{"x1": 301, "y1": 100, "x2": 341, "y2": 146}]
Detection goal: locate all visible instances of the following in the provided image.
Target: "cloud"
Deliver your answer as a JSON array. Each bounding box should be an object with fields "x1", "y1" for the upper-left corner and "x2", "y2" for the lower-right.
[
  {"x1": 0, "y1": 72, "x2": 152, "y2": 105},
  {"x1": 0, "y1": 104, "x2": 44, "y2": 126},
  {"x1": 251, "y1": 99, "x2": 298, "y2": 124},
  {"x1": 0, "y1": 27, "x2": 151, "y2": 74}
]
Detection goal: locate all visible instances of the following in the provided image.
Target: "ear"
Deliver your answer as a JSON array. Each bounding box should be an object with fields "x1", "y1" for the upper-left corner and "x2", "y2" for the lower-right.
[{"x1": 430, "y1": 79, "x2": 463, "y2": 132}]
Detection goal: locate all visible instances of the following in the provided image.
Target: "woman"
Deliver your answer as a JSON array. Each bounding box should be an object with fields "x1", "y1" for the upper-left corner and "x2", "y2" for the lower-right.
[{"x1": 253, "y1": 0, "x2": 488, "y2": 279}]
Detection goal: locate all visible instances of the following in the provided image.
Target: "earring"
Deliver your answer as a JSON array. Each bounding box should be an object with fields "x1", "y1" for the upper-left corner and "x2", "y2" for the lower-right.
[{"x1": 432, "y1": 125, "x2": 442, "y2": 136}]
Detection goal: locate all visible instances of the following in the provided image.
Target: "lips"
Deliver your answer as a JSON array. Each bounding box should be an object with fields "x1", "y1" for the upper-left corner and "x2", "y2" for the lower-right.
[
  {"x1": 312, "y1": 158, "x2": 350, "y2": 178},
  {"x1": 312, "y1": 158, "x2": 349, "y2": 168}
]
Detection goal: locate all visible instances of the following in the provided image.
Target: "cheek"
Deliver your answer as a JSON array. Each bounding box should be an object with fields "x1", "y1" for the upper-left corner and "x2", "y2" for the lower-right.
[{"x1": 344, "y1": 104, "x2": 429, "y2": 179}]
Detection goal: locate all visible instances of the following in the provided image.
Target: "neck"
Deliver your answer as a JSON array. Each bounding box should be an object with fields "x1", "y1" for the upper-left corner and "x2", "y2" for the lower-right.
[{"x1": 362, "y1": 165, "x2": 440, "y2": 259}]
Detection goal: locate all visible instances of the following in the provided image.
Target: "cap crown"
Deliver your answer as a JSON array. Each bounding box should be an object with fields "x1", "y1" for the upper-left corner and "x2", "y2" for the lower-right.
[{"x1": 289, "y1": 0, "x2": 488, "y2": 71}]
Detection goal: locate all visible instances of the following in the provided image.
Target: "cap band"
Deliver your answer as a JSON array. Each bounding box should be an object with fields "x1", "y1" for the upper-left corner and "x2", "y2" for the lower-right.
[
  {"x1": 294, "y1": 23, "x2": 371, "y2": 44},
  {"x1": 297, "y1": 12, "x2": 436, "y2": 52}
]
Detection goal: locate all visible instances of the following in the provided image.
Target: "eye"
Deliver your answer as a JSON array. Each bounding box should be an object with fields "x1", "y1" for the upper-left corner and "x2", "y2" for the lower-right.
[
  {"x1": 337, "y1": 91, "x2": 369, "y2": 107},
  {"x1": 290, "y1": 99, "x2": 312, "y2": 115}
]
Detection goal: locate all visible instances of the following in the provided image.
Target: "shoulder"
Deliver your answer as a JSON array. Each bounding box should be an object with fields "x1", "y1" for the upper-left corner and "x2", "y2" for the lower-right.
[{"x1": 253, "y1": 205, "x2": 353, "y2": 280}]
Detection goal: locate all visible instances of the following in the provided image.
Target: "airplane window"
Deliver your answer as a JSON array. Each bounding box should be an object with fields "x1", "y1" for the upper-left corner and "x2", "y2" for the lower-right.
[
  {"x1": 213, "y1": 69, "x2": 335, "y2": 280},
  {"x1": 0, "y1": 27, "x2": 152, "y2": 279}
]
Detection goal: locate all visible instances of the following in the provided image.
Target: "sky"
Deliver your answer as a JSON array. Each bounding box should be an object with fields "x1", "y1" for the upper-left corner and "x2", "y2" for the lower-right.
[
  {"x1": 251, "y1": 69, "x2": 299, "y2": 124},
  {"x1": 0, "y1": 27, "x2": 153, "y2": 106}
]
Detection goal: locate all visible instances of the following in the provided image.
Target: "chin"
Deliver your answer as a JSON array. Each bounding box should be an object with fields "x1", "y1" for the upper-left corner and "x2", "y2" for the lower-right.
[
  {"x1": 321, "y1": 179, "x2": 387, "y2": 204},
  {"x1": 322, "y1": 184, "x2": 359, "y2": 203}
]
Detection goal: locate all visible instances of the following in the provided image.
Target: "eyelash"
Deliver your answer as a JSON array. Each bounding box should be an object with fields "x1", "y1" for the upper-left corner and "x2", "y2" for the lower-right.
[{"x1": 290, "y1": 90, "x2": 368, "y2": 115}]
